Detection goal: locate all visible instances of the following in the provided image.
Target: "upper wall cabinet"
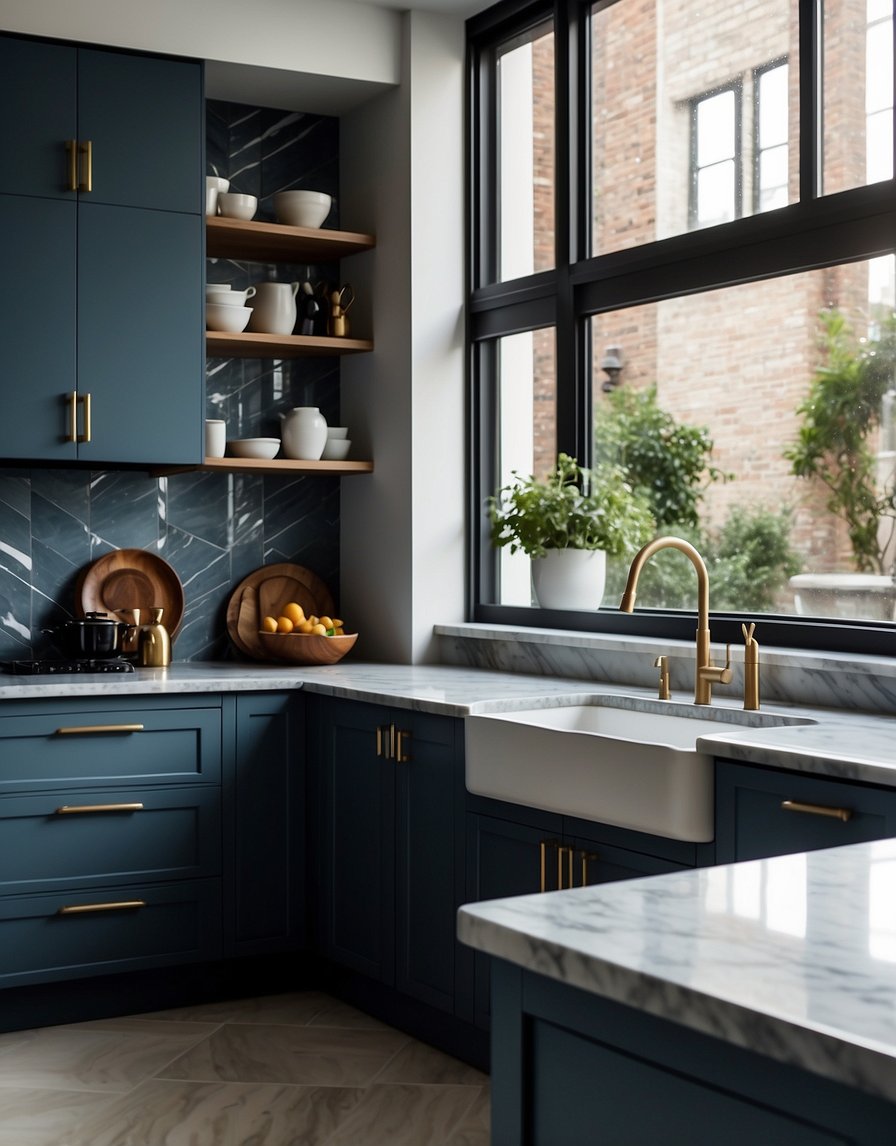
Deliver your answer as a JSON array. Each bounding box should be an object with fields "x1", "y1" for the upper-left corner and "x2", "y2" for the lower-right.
[{"x1": 0, "y1": 36, "x2": 203, "y2": 467}]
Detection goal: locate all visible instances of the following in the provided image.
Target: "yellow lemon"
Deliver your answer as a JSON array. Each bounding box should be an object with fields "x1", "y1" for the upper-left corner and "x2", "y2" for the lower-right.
[
  {"x1": 310, "y1": 622, "x2": 328, "y2": 636},
  {"x1": 261, "y1": 616, "x2": 278, "y2": 633},
  {"x1": 298, "y1": 619, "x2": 314, "y2": 634},
  {"x1": 334, "y1": 626, "x2": 345, "y2": 635},
  {"x1": 308, "y1": 615, "x2": 319, "y2": 626},
  {"x1": 319, "y1": 615, "x2": 334, "y2": 630},
  {"x1": 282, "y1": 601, "x2": 305, "y2": 625},
  {"x1": 332, "y1": 618, "x2": 343, "y2": 628},
  {"x1": 276, "y1": 616, "x2": 294, "y2": 634}
]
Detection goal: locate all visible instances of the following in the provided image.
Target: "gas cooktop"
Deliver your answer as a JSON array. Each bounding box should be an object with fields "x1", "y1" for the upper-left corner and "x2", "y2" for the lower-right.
[{"x1": 2, "y1": 657, "x2": 136, "y2": 675}]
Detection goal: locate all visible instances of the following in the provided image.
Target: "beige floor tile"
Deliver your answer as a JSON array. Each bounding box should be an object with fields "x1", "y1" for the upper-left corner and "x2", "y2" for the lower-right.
[
  {"x1": 307, "y1": 998, "x2": 392, "y2": 1031},
  {"x1": 444, "y1": 1086, "x2": 492, "y2": 1145},
  {"x1": 139, "y1": 990, "x2": 333, "y2": 1027},
  {"x1": 158, "y1": 1022, "x2": 410, "y2": 1087},
  {"x1": 0, "y1": 1086, "x2": 114, "y2": 1146},
  {"x1": 373, "y1": 1039, "x2": 490, "y2": 1086},
  {"x1": 324, "y1": 1083, "x2": 484, "y2": 1146}
]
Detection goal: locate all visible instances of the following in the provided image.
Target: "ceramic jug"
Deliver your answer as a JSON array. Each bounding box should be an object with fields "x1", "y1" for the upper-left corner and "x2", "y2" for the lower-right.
[
  {"x1": 280, "y1": 407, "x2": 328, "y2": 460},
  {"x1": 247, "y1": 281, "x2": 299, "y2": 335}
]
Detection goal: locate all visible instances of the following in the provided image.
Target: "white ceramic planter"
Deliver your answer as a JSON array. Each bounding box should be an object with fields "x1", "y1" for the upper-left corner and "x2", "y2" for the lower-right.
[
  {"x1": 532, "y1": 548, "x2": 607, "y2": 610},
  {"x1": 280, "y1": 406, "x2": 328, "y2": 460}
]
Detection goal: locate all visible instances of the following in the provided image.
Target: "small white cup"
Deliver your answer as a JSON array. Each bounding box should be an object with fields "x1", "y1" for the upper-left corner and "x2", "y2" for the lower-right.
[
  {"x1": 326, "y1": 426, "x2": 349, "y2": 439},
  {"x1": 218, "y1": 192, "x2": 257, "y2": 220},
  {"x1": 205, "y1": 419, "x2": 226, "y2": 458},
  {"x1": 205, "y1": 176, "x2": 230, "y2": 217}
]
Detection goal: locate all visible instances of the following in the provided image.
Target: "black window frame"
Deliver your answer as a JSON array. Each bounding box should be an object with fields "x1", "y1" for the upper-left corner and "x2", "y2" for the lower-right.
[
  {"x1": 689, "y1": 80, "x2": 743, "y2": 230},
  {"x1": 753, "y1": 57, "x2": 790, "y2": 215},
  {"x1": 466, "y1": 0, "x2": 896, "y2": 657}
]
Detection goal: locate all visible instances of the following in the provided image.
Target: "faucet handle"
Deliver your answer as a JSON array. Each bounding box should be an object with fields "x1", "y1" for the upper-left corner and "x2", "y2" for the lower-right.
[
  {"x1": 653, "y1": 655, "x2": 671, "y2": 700},
  {"x1": 701, "y1": 643, "x2": 732, "y2": 686}
]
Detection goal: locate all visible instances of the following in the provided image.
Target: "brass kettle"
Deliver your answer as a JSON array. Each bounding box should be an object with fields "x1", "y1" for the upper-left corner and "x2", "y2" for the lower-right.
[{"x1": 138, "y1": 607, "x2": 171, "y2": 667}]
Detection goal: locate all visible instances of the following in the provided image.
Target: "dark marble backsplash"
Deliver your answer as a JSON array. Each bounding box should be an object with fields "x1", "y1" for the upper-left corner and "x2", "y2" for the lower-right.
[{"x1": 0, "y1": 100, "x2": 343, "y2": 665}]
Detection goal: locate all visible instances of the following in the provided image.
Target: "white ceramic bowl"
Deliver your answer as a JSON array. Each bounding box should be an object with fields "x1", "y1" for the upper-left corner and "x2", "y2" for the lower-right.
[
  {"x1": 218, "y1": 192, "x2": 258, "y2": 221},
  {"x1": 227, "y1": 438, "x2": 281, "y2": 460},
  {"x1": 273, "y1": 190, "x2": 332, "y2": 229},
  {"x1": 326, "y1": 426, "x2": 348, "y2": 439},
  {"x1": 321, "y1": 438, "x2": 351, "y2": 461},
  {"x1": 206, "y1": 286, "x2": 256, "y2": 306},
  {"x1": 205, "y1": 303, "x2": 252, "y2": 332}
]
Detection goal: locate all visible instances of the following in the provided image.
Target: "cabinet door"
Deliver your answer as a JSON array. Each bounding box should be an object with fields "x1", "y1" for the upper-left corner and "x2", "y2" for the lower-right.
[
  {"x1": 78, "y1": 48, "x2": 202, "y2": 214},
  {"x1": 0, "y1": 36, "x2": 76, "y2": 199},
  {"x1": 715, "y1": 760, "x2": 896, "y2": 863},
  {"x1": 77, "y1": 202, "x2": 203, "y2": 465},
  {"x1": 394, "y1": 711, "x2": 463, "y2": 1014},
  {"x1": 0, "y1": 194, "x2": 78, "y2": 460},
  {"x1": 315, "y1": 698, "x2": 395, "y2": 983},
  {"x1": 571, "y1": 834, "x2": 688, "y2": 887},
  {"x1": 226, "y1": 694, "x2": 304, "y2": 955}
]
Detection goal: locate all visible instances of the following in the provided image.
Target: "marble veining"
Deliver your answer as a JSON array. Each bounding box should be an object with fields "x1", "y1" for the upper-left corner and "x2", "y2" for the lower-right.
[{"x1": 458, "y1": 839, "x2": 896, "y2": 1103}]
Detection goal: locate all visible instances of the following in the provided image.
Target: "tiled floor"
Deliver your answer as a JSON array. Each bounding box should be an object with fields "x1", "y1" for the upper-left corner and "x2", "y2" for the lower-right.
[{"x1": 0, "y1": 991, "x2": 490, "y2": 1145}]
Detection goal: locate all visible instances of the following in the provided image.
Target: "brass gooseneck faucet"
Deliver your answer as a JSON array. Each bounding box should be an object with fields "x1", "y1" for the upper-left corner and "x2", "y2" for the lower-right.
[{"x1": 620, "y1": 536, "x2": 731, "y2": 706}]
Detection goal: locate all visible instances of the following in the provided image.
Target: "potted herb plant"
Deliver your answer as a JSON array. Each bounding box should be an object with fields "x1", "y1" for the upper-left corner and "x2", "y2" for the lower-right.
[{"x1": 487, "y1": 452, "x2": 655, "y2": 609}]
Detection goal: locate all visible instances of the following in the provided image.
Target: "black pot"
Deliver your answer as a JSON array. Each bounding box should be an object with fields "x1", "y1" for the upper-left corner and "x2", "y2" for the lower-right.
[{"x1": 43, "y1": 612, "x2": 128, "y2": 658}]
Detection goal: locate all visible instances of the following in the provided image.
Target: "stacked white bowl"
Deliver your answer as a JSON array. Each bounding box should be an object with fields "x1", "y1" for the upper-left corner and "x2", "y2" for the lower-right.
[
  {"x1": 205, "y1": 285, "x2": 256, "y2": 332},
  {"x1": 322, "y1": 425, "x2": 351, "y2": 460}
]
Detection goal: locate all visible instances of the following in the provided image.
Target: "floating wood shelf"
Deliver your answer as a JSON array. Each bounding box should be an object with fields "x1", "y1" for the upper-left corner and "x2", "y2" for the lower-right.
[
  {"x1": 206, "y1": 331, "x2": 373, "y2": 358},
  {"x1": 206, "y1": 216, "x2": 375, "y2": 263},
  {"x1": 150, "y1": 457, "x2": 374, "y2": 478}
]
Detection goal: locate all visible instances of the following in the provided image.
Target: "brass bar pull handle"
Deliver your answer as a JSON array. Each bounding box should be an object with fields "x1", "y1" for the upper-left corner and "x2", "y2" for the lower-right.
[
  {"x1": 58, "y1": 900, "x2": 145, "y2": 916},
  {"x1": 395, "y1": 730, "x2": 411, "y2": 763},
  {"x1": 558, "y1": 845, "x2": 574, "y2": 890},
  {"x1": 781, "y1": 799, "x2": 852, "y2": 822},
  {"x1": 580, "y1": 851, "x2": 600, "y2": 887},
  {"x1": 65, "y1": 139, "x2": 78, "y2": 191},
  {"x1": 539, "y1": 839, "x2": 559, "y2": 893},
  {"x1": 389, "y1": 723, "x2": 397, "y2": 761},
  {"x1": 78, "y1": 392, "x2": 91, "y2": 443},
  {"x1": 66, "y1": 390, "x2": 78, "y2": 443},
  {"x1": 55, "y1": 803, "x2": 144, "y2": 815},
  {"x1": 55, "y1": 723, "x2": 145, "y2": 735},
  {"x1": 376, "y1": 725, "x2": 387, "y2": 757},
  {"x1": 78, "y1": 139, "x2": 92, "y2": 192}
]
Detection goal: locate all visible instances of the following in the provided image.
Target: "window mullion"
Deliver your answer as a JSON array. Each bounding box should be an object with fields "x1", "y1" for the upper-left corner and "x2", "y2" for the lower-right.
[{"x1": 799, "y1": 0, "x2": 821, "y2": 200}]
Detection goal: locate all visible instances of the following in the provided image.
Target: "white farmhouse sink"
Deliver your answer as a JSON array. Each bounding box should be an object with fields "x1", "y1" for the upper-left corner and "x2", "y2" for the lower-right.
[{"x1": 464, "y1": 697, "x2": 815, "y2": 843}]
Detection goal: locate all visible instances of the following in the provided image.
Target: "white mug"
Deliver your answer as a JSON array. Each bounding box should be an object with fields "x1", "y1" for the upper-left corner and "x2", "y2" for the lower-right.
[{"x1": 205, "y1": 419, "x2": 226, "y2": 458}]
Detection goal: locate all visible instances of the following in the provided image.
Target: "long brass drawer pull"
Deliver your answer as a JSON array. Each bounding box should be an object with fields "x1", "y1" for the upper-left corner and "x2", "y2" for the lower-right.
[
  {"x1": 55, "y1": 723, "x2": 144, "y2": 735},
  {"x1": 57, "y1": 900, "x2": 145, "y2": 916},
  {"x1": 395, "y1": 729, "x2": 411, "y2": 763},
  {"x1": 55, "y1": 802, "x2": 144, "y2": 815},
  {"x1": 581, "y1": 851, "x2": 600, "y2": 887},
  {"x1": 539, "y1": 839, "x2": 559, "y2": 893},
  {"x1": 558, "y1": 845, "x2": 574, "y2": 890},
  {"x1": 781, "y1": 799, "x2": 853, "y2": 822},
  {"x1": 66, "y1": 390, "x2": 78, "y2": 443},
  {"x1": 78, "y1": 139, "x2": 92, "y2": 192},
  {"x1": 65, "y1": 139, "x2": 78, "y2": 191},
  {"x1": 78, "y1": 391, "x2": 91, "y2": 443}
]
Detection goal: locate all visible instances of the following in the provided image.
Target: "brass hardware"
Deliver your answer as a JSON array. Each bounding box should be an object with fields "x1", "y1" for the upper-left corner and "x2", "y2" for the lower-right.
[
  {"x1": 66, "y1": 390, "x2": 78, "y2": 443},
  {"x1": 539, "y1": 839, "x2": 559, "y2": 893},
  {"x1": 621, "y1": 537, "x2": 730, "y2": 705},
  {"x1": 65, "y1": 139, "x2": 78, "y2": 191},
  {"x1": 55, "y1": 802, "x2": 144, "y2": 815},
  {"x1": 376, "y1": 725, "x2": 387, "y2": 757},
  {"x1": 580, "y1": 851, "x2": 600, "y2": 886},
  {"x1": 395, "y1": 729, "x2": 411, "y2": 763},
  {"x1": 653, "y1": 655, "x2": 671, "y2": 700},
  {"x1": 78, "y1": 139, "x2": 92, "y2": 192},
  {"x1": 55, "y1": 723, "x2": 144, "y2": 735},
  {"x1": 138, "y1": 607, "x2": 171, "y2": 667},
  {"x1": 58, "y1": 900, "x2": 145, "y2": 916},
  {"x1": 558, "y1": 845, "x2": 574, "y2": 890},
  {"x1": 781, "y1": 799, "x2": 852, "y2": 822},
  {"x1": 77, "y1": 391, "x2": 91, "y2": 443},
  {"x1": 742, "y1": 622, "x2": 760, "y2": 710}
]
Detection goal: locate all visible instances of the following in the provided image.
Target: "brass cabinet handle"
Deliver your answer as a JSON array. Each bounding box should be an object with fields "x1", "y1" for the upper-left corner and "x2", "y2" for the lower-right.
[
  {"x1": 781, "y1": 799, "x2": 853, "y2": 822},
  {"x1": 558, "y1": 845, "x2": 574, "y2": 890},
  {"x1": 55, "y1": 723, "x2": 145, "y2": 735},
  {"x1": 65, "y1": 139, "x2": 78, "y2": 191},
  {"x1": 580, "y1": 851, "x2": 600, "y2": 887},
  {"x1": 395, "y1": 729, "x2": 411, "y2": 763},
  {"x1": 66, "y1": 390, "x2": 78, "y2": 443},
  {"x1": 78, "y1": 139, "x2": 92, "y2": 192},
  {"x1": 78, "y1": 391, "x2": 91, "y2": 443},
  {"x1": 376, "y1": 725, "x2": 387, "y2": 757},
  {"x1": 539, "y1": 839, "x2": 559, "y2": 893},
  {"x1": 55, "y1": 802, "x2": 144, "y2": 815},
  {"x1": 57, "y1": 900, "x2": 145, "y2": 916}
]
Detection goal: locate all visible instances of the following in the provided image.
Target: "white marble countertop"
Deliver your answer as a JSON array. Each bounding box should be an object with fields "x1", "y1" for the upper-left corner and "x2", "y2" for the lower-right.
[{"x1": 458, "y1": 839, "x2": 896, "y2": 1102}]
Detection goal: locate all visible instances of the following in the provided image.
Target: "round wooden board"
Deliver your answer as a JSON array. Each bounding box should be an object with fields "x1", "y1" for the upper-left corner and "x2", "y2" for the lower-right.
[
  {"x1": 225, "y1": 563, "x2": 336, "y2": 661},
  {"x1": 75, "y1": 549, "x2": 185, "y2": 640}
]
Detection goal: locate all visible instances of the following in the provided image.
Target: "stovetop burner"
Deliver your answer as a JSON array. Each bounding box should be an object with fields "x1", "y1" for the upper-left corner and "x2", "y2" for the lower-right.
[{"x1": 3, "y1": 656, "x2": 136, "y2": 675}]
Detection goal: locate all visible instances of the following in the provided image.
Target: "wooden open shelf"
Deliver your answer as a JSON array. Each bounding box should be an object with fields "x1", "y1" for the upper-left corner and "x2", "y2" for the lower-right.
[
  {"x1": 206, "y1": 330, "x2": 373, "y2": 358},
  {"x1": 206, "y1": 216, "x2": 375, "y2": 263},
  {"x1": 150, "y1": 456, "x2": 374, "y2": 478}
]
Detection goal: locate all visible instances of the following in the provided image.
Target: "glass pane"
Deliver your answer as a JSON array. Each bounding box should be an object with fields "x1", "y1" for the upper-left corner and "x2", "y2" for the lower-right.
[
  {"x1": 822, "y1": 0, "x2": 893, "y2": 193},
  {"x1": 590, "y1": 257, "x2": 896, "y2": 624},
  {"x1": 494, "y1": 329, "x2": 557, "y2": 605},
  {"x1": 696, "y1": 161, "x2": 736, "y2": 226},
  {"x1": 592, "y1": 0, "x2": 796, "y2": 255},
  {"x1": 496, "y1": 24, "x2": 555, "y2": 282},
  {"x1": 759, "y1": 144, "x2": 789, "y2": 209}
]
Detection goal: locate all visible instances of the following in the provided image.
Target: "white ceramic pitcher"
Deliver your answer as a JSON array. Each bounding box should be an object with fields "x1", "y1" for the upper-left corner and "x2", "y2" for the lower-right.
[
  {"x1": 248, "y1": 281, "x2": 299, "y2": 335},
  {"x1": 280, "y1": 407, "x2": 328, "y2": 460}
]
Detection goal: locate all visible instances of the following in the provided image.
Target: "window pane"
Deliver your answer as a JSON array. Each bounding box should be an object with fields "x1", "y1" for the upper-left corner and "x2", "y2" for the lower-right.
[
  {"x1": 497, "y1": 24, "x2": 555, "y2": 282},
  {"x1": 494, "y1": 329, "x2": 557, "y2": 605},
  {"x1": 591, "y1": 0, "x2": 796, "y2": 255},
  {"x1": 590, "y1": 257, "x2": 896, "y2": 624},
  {"x1": 696, "y1": 161, "x2": 736, "y2": 226},
  {"x1": 759, "y1": 144, "x2": 789, "y2": 208},
  {"x1": 822, "y1": 0, "x2": 893, "y2": 193}
]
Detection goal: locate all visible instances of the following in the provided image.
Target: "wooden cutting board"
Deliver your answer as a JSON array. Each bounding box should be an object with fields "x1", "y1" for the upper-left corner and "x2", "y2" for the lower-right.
[
  {"x1": 76, "y1": 548, "x2": 185, "y2": 640},
  {"x1": 225, "y1": 563, "x2": 336, "y2": 661}
]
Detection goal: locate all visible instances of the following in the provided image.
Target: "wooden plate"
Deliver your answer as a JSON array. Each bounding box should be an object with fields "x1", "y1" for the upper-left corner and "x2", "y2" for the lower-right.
[
  {"x1": 225, "y1": 563, "x2": 336, "y2": 661},
  {"x1": 75, "y1": 549, "x2": 185, "y2": 640}
]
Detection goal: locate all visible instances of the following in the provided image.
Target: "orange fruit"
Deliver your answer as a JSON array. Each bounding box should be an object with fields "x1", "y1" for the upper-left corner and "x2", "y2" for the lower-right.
[
  {"x1": 310, "y1": 622, "x2": 327, "y2": 635},
  {"x1": 319, "y1": 615, "x2": 334, "y2": 630},
  {"x1": 276, "y1": 616, "x2": 294, "y2": 633},
  {"x1": 261, "y1": 616, "x2": 278, "y2": 633},
  {"x1": 298, "y1": 619, "x2": 314, "y2": 634},
  {"x1": 282, "y1": 601, "x2": 304, "y2": 625}
]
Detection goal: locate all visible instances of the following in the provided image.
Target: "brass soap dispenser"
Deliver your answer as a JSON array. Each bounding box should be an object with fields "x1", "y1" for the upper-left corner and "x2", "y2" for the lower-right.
[{"x1": 139, "y1": 607, "x2": 171, "y2": 667}]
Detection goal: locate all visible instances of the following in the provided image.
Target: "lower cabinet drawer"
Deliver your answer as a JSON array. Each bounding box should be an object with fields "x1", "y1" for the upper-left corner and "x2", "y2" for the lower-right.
[
  {"x1": 0, "y1": 879, "x2": 222, "y2": 986},
  {"x1": 0, "y1": 786, "x2": 220, "y2": 894}
]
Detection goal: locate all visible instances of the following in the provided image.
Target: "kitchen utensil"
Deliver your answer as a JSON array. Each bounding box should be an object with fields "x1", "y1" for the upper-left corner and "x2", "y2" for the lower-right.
[
  {"x1": 42, "y1": 612, "x2": 128, "y2": 658},
  {"x1": 327, "y1": 283, "x2": 354, "y2": 337},
  {"x1": 226, "y1": 437, "x2": 280, "y2": 459},
  {"x1": 217, "y1": 192, "x2": 257, "y2": 220},
  {"x1": 247, "y1": 281, "x2": 299, "y2": 335},
  {"x1": 256, "y1": 629, "x2": 357, "y2": 665},
  {"x1": 76, "y1": 549, "x2": 184, "y2": 641},
  {"x1": 205, "y1": 420, "x2": 226, "y2": 458},
  {"x1": 138, "y1": 607, "x2": 171, "y2": 667},
  {"x1": 280, "y1": 406, "x2": 327, "y2": 460},
  {"x1": 272, "y1": 190, "x2": 332, "y2": 229},
  {"x1": 206, "y1": 303, "x2": 252, "y2": 332},
  {"x1": 225, "y1": 563, "x2": 335, "y2": 660},
  {"x1": 321, "y1": 438, "x2": 351, "y2": 461},
  {"x1": 205, "y1": 286, "x2": 256, "y2": 307}
]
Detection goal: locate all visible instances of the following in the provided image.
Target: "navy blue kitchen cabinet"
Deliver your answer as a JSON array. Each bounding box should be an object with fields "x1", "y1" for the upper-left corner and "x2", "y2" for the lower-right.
[
  {"x1": 309, "y1": 696, "x2": 465, "y2": 1016},
  {"x1": 715, "y1": 760, "x2": 896, "y2": 862},
  {"x1": 223, "y1": 693, "x2": 306, "y2": 956},
  {"x1": 0, "y1": 34, "x2": 203, "y2": 465}
]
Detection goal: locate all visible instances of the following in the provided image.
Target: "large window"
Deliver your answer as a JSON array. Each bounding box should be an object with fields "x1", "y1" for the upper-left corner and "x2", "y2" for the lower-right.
[{"x1": 468, "y1": 0, "x2": 896, "y2": 653}]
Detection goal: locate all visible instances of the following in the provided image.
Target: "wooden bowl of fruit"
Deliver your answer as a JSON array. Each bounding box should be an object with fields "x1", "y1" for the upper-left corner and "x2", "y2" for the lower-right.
[{"x1": 257, "y1": 602, "x2": 357, "y2": 665}]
